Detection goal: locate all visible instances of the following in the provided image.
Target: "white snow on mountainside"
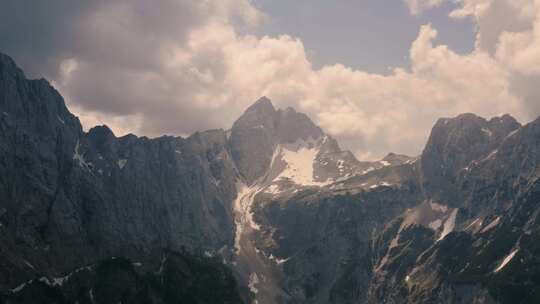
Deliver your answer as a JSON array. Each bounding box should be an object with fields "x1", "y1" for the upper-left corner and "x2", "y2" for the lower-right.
[
  {"x1": 270, "y1": 136, "x2": 328, "y2": 187},
  {"x1": 494, "y1": 248, "x2": 519, "y2": 273}
]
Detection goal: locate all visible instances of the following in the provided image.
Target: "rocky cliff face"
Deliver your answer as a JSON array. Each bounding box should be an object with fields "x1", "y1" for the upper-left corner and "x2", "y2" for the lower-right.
[
  {"x1": 364, "y1": 115, "x2": 540, "y2": 304},
  {"x1": 1, "y1": 51, "x2": 540, "y2": 304},
  {"x1": 420, "y1": 113, "x2": 520, "y2": 205},
  {"x1": 0, "y1": 52, "x2": 243, "y2": 302}
]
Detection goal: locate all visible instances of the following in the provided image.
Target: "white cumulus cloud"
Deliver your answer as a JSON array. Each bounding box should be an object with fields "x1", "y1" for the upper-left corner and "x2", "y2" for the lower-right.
[{"x1": 4, "y1": 0, "x2": 540, "y2": 159}]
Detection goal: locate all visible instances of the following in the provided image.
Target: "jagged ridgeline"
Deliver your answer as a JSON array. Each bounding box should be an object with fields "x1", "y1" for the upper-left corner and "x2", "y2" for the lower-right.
[{"x1": 1, "y1": 52, "x2": 540, "y2": 304}]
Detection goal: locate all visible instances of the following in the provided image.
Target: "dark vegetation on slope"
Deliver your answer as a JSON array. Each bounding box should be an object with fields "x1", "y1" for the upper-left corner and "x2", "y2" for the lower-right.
[{"x1": 1, "y1": 251, "x2": 243, "y2": 304}]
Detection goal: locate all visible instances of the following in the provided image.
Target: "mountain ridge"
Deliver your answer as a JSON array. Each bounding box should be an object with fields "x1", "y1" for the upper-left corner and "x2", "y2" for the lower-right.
[{"x1": 1, "y1": 51, "x2": 540, "y2": 304}]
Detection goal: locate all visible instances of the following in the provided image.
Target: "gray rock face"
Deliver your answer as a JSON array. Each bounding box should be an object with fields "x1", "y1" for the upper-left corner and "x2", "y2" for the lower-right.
[
  {"x1": 229, "y1": 97, "x2": 279, "y2": 185},
  {"x1": 0, "y1": 52, "x2": 241, "y2": 298},
  {"x1": 420, "y1": 113, "x2": 520, "y2": 204},
  {"x1": 2, "y1": 51, "x2": 540, "y2": 304},
  {"x1": 254, "y1": 183, "x2": 422, "y2": 303},
  {"x1": 362, "y1": 114, "x2": 540, "y2": 304}
]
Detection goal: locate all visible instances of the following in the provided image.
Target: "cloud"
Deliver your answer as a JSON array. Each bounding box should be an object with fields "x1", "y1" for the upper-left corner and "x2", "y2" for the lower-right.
[
  {"x1": 412, "y1": 0, "x2": 540, "y2": 120},
  {"x1": 403, "y1": 0, "x2": 445, "y2": 15},
  {"x1": 495, "y1": 1, "x2": 540, "y2": 75},
  {"x1": 295, "y1": 24, "x2": 521, "y2": 158},
  {"x1": 1, "y1": 0, "x2": 539, "y2": 160},
  {"x1": 2, "y1": 0, "x2": 267, "y2": 135},
  {"x1": 447, "y1": 0, "x2": 536, "y2": 54}
]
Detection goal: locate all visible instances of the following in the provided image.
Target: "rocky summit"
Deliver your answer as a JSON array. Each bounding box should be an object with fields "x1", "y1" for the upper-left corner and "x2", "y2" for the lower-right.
[{"x1": 1, "y1": 51, "x2": 539, "y2": 304}]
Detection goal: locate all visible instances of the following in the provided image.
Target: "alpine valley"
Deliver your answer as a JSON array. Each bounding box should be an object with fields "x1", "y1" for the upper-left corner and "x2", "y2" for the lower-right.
[{"x1": 1, "y1": 51, "x2": 539, "y2": 304}]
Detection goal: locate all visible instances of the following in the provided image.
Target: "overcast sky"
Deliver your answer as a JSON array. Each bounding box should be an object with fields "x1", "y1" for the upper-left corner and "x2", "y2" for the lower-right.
[{"x1": 1, "y1": 0, "x2": 539, "y2": 159}]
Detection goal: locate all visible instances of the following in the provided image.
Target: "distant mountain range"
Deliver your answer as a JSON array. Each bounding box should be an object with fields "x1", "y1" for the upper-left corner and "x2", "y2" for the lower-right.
[{"x1": 1, "y1": 51, "x2": 539, "y2": 304}]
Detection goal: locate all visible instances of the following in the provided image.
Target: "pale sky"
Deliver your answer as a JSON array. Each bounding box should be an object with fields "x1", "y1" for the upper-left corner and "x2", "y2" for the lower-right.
[
  {"x1": 255, "y1": 0, "x2": 475, "y2": 73},
  {"x1": 1, "y1": 0, "x2": 539, "y2": 159}
]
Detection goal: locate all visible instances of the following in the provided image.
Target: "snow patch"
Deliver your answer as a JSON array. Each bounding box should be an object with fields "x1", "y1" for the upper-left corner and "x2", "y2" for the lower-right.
[
  {"x1": 265, "y1": 184, "x2": 281, "y2": 194},
  {"x1": 48, "y1": 275, "x2": 69, "y2": 287},
  {"x1": 430, "y1": 202, "x2": 448, "y2": 213},
  {"x1": 11, "y1": 282, "x2": 27, "y2": 293},
  {"x1": 482, "y1": 128, "x2": 493, "y2": 137},
  {"x1": 248, "y1": 272, "x2": 259, "y2": 294},
  {"x1": 438, "y1": 209, "x2": 458, "y2": 241},
  {"x1": 429, "y1": 219, "x2": 443, "y2": 230},
  {"x1": 273, "y1": 137, "x2": 327, "y2": 186},
  {"x1": 234, "y1": 182, "x2": 262, "y2": 253},
  {"x1": 465, "y1": 218, "x2": 482, "y2": 231},
  {"x1": 380, "y1": 160, "x2": 390, "y2": 166},
  {"x1": 117, "y1": 159, "x2": 128, "y2": 169},
  {"x1": 211, "y1": 178, "x2": 221, "y2": 186},
  {"x1": 275, "y1": 257, "x2": 289, "y2": 265},
  {"x1": 482, "y1": 149, "x2": 498, "y2": 162},
  {"x1": 158, "y1": 256, "x2": 167, "y2": 275},
  {"x1": 506, "y1": 129, "x2": 519, "y2": 139},
  {"x1": 12, "y1": 264, "x2": 96, "y2": 293},
  {"x1": 268, "y1": 254, "x2": 289, "y2": 265},
  {"x1": 23, "y1": 260, "x2": 36, "y2": 270},
  {"x1": 389, "y1": 233, "x2": 400, "y2": 249},
  {"x1": 369, "y1": 181, "x2": 393, "y2": 189},
  {"x1": 494, "y1": 249, "x2": 519, "y2": 272},
  {"x1": 73, "y1": 140, "x2": 90, "y2": 169},
  {"x1": 49, "y1": 265, "x2": 95, "y2": 287},
  {"x1": 405, "y1": 157, "x2": 419, "y2": 164},
  {"x1": 481, "y1": 216, "x2": 501, "y2": 233},
  {"x1": 362, "y1": 167, "x2": 375, "y2": 174}
]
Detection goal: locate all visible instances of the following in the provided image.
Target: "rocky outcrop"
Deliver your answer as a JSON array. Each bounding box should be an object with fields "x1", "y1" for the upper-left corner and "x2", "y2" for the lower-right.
[{"x1": 420, "y1": 113, "x2": 520, "y2": 205}]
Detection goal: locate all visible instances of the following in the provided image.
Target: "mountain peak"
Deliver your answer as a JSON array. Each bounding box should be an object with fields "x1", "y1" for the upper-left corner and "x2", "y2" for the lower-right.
[
  {"x1": 0, "y1": 52, "x2": 25, "y2": 80},
  {"x1": 488, "y1": 113, "x2": 521, "y2": 131},
  {"x1": 0, "y1": 52, "x2": 17, "y2": 68},
  {"x1": 87, "y1": 125, "x2": 116, "y2": 145},
  {"x1": 421, "y1": 112, "x2": 521, "y2": 202},
  {"x1": 433, "y1": 113, "x2": 520, "y2": 141},
  {"x1": 435, "y1": 113, "x2": 520, "y2": 131},
  {"x1": 230, "y1": 97, "x2": 326, "y2": 184},
  {"x1": 276, "y1": 107, "x2": 323, "y2": 143},
  {"x1": 435, "y1": 113, "x2": 485, "y2": 127},
  {"x1": 245, "y1": 96, "x2": 275, "y2": 114}
]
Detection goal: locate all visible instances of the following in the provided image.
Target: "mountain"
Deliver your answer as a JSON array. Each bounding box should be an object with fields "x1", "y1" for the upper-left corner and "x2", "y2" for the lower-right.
[
  {"x1": 1, "y1": 51, "x2": 539, "y2": 304},
  {"x1": 0, "y1": 52, "x2": 242, "y2": 303}
]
